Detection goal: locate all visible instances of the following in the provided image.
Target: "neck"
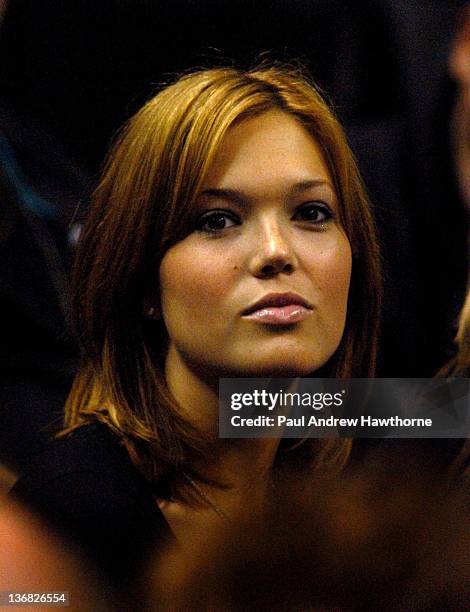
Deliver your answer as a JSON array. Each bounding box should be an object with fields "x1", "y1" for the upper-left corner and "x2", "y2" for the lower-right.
[
  {"x1": 165, "y1": 344, "x2": 219, "y2": 432},
  {"x1": 164, "y1": 345, "x2": 282, "y2": 496}
]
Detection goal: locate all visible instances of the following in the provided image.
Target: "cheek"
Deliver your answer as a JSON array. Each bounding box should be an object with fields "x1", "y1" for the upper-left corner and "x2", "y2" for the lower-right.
[
  {"x1": 304, "y1": 233, "x2": 352, "y2": 311},
  {"x1": 159, "y1": 243, "x2": 235, "y2": 318}
]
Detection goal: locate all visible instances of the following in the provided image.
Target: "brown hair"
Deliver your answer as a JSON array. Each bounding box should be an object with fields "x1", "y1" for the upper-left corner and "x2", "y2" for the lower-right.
[
  {"x1": 438, "y1": 281, "x2": 470, "y2": 377},
  {"x1": 436, "y1": 285, "x2": 470, "y2": 482},
  {"x1": 64, "y1": 65, "x2": 382, "y2": 496}
]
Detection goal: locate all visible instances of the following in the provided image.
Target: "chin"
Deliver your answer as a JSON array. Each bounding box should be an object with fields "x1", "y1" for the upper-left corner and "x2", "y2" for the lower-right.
[
  {"x1": 237, "y1": 354, "x2": 330, "y2": 378},
  {"x1": 235, "y1": 334, "x2": 340, "y2": 377}
]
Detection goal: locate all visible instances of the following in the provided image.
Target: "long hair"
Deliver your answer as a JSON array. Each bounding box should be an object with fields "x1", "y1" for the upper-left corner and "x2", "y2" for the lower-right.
[
  {"x1": 436, "y1": 285, "x2": 470, "y2": 482},
  {"x1": 64, "y1": 65, "x2": 382, "y2": 497}
]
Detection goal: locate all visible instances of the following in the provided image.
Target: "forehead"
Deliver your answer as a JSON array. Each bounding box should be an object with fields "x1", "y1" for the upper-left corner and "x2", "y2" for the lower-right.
[{"x1": 201, "y1": 110, "x2": 333, "y2": 197}]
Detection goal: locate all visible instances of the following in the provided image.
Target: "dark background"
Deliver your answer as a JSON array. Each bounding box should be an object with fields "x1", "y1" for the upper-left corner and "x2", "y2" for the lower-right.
[{"x1": 0, "y1": 0, "x2": 419, "y2": 172}]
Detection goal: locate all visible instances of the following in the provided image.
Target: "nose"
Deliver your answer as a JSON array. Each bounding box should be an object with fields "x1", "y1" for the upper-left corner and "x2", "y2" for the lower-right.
[{"x1": 248, "y1": 217, "x2": 297, "y2": 278}]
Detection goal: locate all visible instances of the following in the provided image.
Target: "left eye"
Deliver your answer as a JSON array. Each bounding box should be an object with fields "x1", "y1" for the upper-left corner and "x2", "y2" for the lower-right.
[{"x1": 293, "y1": 202, "x2": 333, "y2": 224}]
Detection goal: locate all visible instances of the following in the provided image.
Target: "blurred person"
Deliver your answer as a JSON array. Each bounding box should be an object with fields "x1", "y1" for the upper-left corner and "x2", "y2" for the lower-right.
[
  {"x1": 151, "y1": 449, "x2": 470, "y2": 611},
  {"x1": 0, "y1": 0, "x2": 91, "y2": 473},
  {"x1": 12, "y1": 64, "x2": 381, "y2": 590},
  {"x1": 345, "y1": 0, "x2": 470, "y2": 493},
  {"x1": 0, "y1": 120, "x2": 90, "y2": 472},
  {"x1": 0, "y1": 498, "x2": 113, "y2": 611},
  {"x1": 444, "y1": 283, "x2": 470, "y2": 376},
  {"x1": 439, "y1": 283, "x2": 470, "y2": 485},
  {"x1": 450, "y1": 1, "x2": 470, "y2": 212},
  {"x1": 348, "y1": 0, "x2": 470, "y2": 377}
]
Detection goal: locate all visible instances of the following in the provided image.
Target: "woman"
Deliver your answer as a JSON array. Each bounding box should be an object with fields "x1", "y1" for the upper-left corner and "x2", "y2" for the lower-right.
[{"x1": 12, "y1": 65, "x2": 381, "y2": 588}]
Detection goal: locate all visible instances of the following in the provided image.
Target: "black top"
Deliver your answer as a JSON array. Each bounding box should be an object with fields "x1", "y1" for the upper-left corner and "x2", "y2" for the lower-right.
[{"x1": 11, "y1": 423, "x2": 175, "y2": 588}]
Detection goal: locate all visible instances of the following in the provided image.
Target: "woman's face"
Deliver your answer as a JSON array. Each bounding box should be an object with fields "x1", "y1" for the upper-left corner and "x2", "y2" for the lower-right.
[{"x1": 159, "y1": 110, "x2": 352, "y2": 381}]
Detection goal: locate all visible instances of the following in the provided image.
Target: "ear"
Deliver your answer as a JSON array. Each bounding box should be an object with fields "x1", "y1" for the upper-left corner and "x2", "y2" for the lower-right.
[
  {"x1": 449, "y1": 6, "x2": 470, "y2": 88},
  {"x1": 143, "y1": 297, "x2": 161, "y2": 320}
]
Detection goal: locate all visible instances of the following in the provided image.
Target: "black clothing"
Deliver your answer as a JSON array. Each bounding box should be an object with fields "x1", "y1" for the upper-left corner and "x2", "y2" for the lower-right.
[{"x1": 11, "y1": 423, "x2": 175, "y2": 588}]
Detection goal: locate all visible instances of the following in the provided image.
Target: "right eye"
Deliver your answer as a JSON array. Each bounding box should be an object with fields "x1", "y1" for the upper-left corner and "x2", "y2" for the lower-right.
[{"x1": 196, "y1": 210, "x2": 240, "y2": 233}]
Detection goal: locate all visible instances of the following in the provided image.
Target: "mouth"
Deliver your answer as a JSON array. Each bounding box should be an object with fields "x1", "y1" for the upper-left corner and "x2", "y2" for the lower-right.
[{"x1": 241, "y1": 292, "x2": 313, "y2": 325}]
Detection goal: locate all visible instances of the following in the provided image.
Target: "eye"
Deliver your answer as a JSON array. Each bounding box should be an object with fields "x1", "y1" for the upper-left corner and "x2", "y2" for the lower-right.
[
  {"x1": 196, "y1": 210, "x2": 240, "y2": 233},
  {"x1": 293, "y1": 201, "x2": 334, "y2": 225}
]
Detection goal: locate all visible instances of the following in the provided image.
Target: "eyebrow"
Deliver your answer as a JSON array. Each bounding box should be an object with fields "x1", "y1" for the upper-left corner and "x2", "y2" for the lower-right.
[
  {"x1": 287, "y1": 179, "x2": 335, "y2": 196},
  {"x1": 200, "y1": 180, "x2": 335, "y2": 204},
  {"x1": 199, "y1": 188, "x2": 247, "y2": 206}
]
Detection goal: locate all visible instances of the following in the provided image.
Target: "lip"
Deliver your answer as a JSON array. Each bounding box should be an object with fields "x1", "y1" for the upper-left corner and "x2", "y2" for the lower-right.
[{"x1": 242, "y1": 292, "x2": 313, "y2": 325}]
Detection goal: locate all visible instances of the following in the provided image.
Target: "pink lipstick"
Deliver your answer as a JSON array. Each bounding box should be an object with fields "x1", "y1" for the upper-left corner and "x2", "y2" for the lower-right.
[{"x1": 242, "y1": 292, "x2": 313, "y2": 325}]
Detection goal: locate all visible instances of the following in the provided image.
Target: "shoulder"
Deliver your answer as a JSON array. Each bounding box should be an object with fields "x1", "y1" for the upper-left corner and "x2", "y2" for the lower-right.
[
  {"x1": 13, "y1": 422, "x2": 148, "y2": 504},
  {"x1": 11, "y1": 423, "x2": 174, "y2": 583}
]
